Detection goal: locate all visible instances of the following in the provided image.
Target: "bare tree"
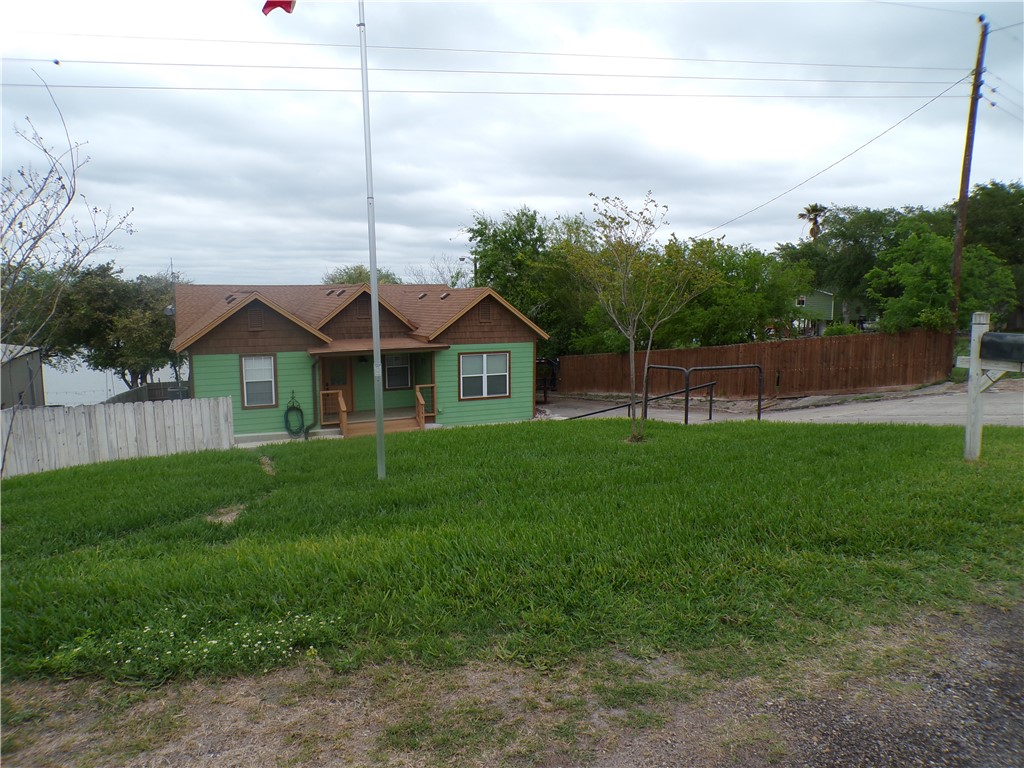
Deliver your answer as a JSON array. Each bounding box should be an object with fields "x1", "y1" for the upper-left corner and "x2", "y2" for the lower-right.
[
  {"x1": 405, "y1": 253, "x2": 473, "y2": 288},
  {"x1": 2, "y1": 109, "x2": 134, "y2": 366},
  {"x1": 563, "y1": 193, "x2": 716, "y2": 441}
]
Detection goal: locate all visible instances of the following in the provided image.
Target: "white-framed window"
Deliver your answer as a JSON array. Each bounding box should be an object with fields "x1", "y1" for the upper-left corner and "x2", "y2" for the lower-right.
[
  {"x1": 796, "y1": 296, "x2": 807, "y2": 307},
  {"x1": 459, "y1": 352, "x2": 509, "y2": 399},
  {"x1": 385, "y1": 354, "x2": 411, "y2": 390},
  {"x1": 241, "y1": 355, "x2": 276, "y2": 408}
]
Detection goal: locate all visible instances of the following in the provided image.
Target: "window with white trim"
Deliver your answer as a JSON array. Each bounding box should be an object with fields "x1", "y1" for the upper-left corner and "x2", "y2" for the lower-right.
[
  {"x1": 385, "y1": 354, "x2": 411, "y2": 390},
  {"x1": 242, "y1": 355, "x2": 276, "y2": 407},
  {"x1": 460, "y1": 352, "x2": 509, "y2": 399}
]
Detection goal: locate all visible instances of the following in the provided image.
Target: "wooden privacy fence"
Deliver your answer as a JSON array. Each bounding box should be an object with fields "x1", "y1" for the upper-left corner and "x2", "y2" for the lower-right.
[
  {"x1": 559, "y1": 330, "x2": 953, "y2": 399},
  {"x1": 1, "y1": 397, "x2": 233, "y2": 479}
]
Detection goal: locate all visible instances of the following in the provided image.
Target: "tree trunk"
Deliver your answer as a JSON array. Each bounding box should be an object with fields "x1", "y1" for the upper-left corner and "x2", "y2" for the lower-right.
[{"x1": 628, "y1": 335, "x2": 639, "y2": 440}]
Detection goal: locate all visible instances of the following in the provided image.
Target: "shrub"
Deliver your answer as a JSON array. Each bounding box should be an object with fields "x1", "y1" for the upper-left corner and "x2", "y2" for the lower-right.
[{"x1": 823, "y1": 323, "x2": 859, "y2": 337}]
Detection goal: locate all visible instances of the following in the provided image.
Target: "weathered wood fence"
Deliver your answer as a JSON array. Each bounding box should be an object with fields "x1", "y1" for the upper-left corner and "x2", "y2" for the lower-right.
[
  {"x1": 559, "y1": 330, "x2": 953, "y2": 399},
  {"x1": 1, "y1": 397, "x2": 233, "y2": 479}
]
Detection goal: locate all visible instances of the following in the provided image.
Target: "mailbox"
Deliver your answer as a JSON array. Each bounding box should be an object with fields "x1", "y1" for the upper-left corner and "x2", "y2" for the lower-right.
[{"x1": 980, "y1": 332, "x2": 1024, "y2": 363}]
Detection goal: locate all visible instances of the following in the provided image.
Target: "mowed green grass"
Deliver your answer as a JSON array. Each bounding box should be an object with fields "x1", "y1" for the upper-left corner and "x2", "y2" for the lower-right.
[{"x1": 2, "y1": 419, "x2": 1021, "y2": 682}]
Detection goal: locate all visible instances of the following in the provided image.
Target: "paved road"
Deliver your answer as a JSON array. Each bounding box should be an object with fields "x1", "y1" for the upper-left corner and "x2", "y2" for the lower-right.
[{"x1": 539, "y1": 380, "x2": 1024, "y2": 428}]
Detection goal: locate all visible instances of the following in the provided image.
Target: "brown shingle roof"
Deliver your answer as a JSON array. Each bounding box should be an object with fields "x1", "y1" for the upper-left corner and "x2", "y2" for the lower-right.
[{"x1": 172, "y1": 283, "x2": 547, "y2": 353}]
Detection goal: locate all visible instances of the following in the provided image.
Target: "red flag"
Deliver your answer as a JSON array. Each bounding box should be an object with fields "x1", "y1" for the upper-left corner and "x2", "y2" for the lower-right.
[{"x1": 262, "y1": 1, "x2": 295, "y2": 14}]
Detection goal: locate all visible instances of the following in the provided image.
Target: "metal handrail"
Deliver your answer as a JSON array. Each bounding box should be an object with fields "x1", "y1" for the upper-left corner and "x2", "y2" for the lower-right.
[
  {"x1": 644, "y1": 364, "x2": 763, "y2": 424},
  {"x1": 565, "y1": 382, "x2": 715, "y2": 421}
]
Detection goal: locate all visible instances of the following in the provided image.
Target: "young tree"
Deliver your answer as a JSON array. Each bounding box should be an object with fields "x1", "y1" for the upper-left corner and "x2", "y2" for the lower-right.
[
  {"x1": 563, "y1": 193, "x2": 717, "y2": 441},
  {"x1": 322, "y1": 264, "x2": 402, "y2": 284},
  {"x1": 1, "y1": 116, "x2": 133, "y2": 364}
]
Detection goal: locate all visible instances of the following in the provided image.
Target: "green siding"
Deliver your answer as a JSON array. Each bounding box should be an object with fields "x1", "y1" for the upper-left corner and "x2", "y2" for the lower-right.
[
  {"x1": 800, "y1": 290, "x2": 835, "y2": 321},
  {"x1": 433, "y1": 342, "x2": 535, "y2": 426},
  {"x1": 352, "y1": 357, "x2": 417, "y2": 411},
  {"x1": 192, "y1": 352, "x2": 316, "y2": 436}
]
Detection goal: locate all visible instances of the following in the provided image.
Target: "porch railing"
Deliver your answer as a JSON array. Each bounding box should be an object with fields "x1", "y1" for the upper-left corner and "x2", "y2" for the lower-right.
[
  {"x1": 415, "y1": 384, "x2": 436, "y2": 429},
  {"x1": 320, "y1": 389, "x2": 347, "y2": 427}
]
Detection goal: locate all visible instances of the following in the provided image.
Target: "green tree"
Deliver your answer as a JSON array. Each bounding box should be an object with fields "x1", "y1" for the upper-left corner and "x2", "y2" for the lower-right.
[
  {"x1": 563, "y1": 193, "x2": 716, "y2": 441},
  {"x1": 464, "y1": 207, "x2": 594, "y2": 357},
  {"x1": 49, "y1": 263, "x2": 182, "y2": 388},
  {"x1": 322, "y1": 264, "x2": 402, "y2": 285},
  {"x1": 779, "y1": 205, "x2": 911, "y2": 322},
  {"x1": 866, "y1": 227, "x2": 1014, "y2": 332},
  {"x1": 961, "y1": 181, "x2": 1024, "y2": 329},
  {"x1": 798, "y1": 203, "x2": 828, "y2": 241},
  {"x1": 657, "y1": 239, "x2": 813, "y2": 347}
]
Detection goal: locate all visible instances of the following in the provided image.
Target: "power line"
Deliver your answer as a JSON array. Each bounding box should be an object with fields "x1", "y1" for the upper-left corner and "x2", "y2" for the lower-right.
[
  {"x1": 986, "y1": 70, "x2": 1024, "y2": 99},
  {"x1": 0, "y1": 81, "x2": 970, "y2": 99},
  {"x1": 866, "y1": 1, "x2": 980, "y2": 17},
  {"x1": 14, "y1": 31, "x2": 971, "y2": 72},
  {"x1": 695, "y1": 75, "x2": 972, "y2": 238},
  {"x1": 990, "y1": 21, "x2": 1024, "y2": 33},
  {"x1": 2, "y1": 57, "x2": 964, "y2": 86},
  {"x1": 990, "y1": 102, "x2": 1024, "y2": 123},
  {"x1": 986, "y1": 85, "x2": 1023, "y2": 114}
]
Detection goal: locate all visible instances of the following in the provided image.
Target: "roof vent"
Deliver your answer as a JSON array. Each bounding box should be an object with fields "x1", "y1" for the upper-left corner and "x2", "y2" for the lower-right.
[
  {"x1": 326, "y1": 289, "x2": 335, "y2": 296},
  {"x1": 417, "y1": 292, "x2": 427, "y2": 300},
  {"x1": 440, "y1": 291, "x2": 450, "y2": 300},
  {"x1": 226, "y1": 295, "x2": 236, "y2": 304},
  {"x1": 336, "y1": 288, "x2": 345, "y2": 296}
]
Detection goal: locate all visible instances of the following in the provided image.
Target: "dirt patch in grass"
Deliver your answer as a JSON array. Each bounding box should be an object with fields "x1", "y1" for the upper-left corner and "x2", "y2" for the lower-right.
[
  {"x1": 259, "y1": 455, "x2": 276, "y2": 476},
  {"x1": 3, "y1": 602, "x2": 1020, "y2": 768},
  {"x1": 205, "y1": 504, "x2": 244, "y2": 526}
]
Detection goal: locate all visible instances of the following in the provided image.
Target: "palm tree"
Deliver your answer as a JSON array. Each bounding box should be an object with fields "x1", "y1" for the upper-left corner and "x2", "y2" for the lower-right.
[{"x1": 798, "y1": 203, "x2": 829, "y2": 240}]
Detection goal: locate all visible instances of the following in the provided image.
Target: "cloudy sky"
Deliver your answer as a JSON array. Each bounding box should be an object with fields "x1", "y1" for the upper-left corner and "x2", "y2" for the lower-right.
[{"x1": 3, "y1": 0, "x2": 1022, "y2": 289}]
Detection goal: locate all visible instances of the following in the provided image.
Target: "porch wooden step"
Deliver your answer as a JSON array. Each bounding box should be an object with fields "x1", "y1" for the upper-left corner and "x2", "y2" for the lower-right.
[{"x1": 345, "y1": 417, "x2": 422, "y2": 438}]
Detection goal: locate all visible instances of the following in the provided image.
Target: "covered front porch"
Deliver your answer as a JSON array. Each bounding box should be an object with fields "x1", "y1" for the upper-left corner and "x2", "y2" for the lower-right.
[
  {"x1": 310, "y1": 339, "x2": 445, "y2": 438},
  {"x1": 320, "y1": 385, "x2": 436, "y2": 437}
]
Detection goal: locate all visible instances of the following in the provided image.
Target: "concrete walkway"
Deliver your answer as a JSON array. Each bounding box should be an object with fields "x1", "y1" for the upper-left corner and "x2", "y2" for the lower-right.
[{"x1": 538, "y1": 379, "x2": 1024, "y2": 428}]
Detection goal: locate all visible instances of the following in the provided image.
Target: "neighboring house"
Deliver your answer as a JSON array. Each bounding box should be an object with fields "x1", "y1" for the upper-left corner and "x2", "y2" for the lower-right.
[
  {"x1": 795, "y1": 289, "x2": 835, "y2": 336},
  {"x1": 171, "y1": 283, "x2": 549, "y2": 440},
  {"x1": 0, "y1": 345, "x2": 45, "y2": 410}
]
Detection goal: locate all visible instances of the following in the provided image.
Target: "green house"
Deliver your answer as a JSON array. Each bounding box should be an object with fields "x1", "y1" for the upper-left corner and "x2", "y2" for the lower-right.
[
  {"x1": 171, "y1": 283, "x2": 548, "y2": 441},
  {"x1": 795, "y1": 289, "x2": 835, "y2": 336}
]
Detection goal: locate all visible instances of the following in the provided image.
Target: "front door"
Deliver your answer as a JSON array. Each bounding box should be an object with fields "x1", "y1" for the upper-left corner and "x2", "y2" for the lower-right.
[{"x1": 321, "y1": 357, "x2": 353, "y2": 423}]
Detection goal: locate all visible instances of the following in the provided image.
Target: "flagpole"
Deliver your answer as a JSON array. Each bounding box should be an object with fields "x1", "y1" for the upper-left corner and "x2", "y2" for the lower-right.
[{"x1": 357, "y1": 0, "x2": 386, "y2": 479}]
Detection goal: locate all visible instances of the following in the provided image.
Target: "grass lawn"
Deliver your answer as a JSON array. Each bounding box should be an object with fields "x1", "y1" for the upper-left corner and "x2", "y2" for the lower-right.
[{"x1": 2, "y1": 419, "x2": 1021, "y2": 684}]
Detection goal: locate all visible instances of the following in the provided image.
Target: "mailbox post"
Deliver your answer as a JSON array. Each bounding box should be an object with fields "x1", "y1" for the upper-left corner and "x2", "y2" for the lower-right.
[
  {"x1": 957, "y1": 311, "x2": 1024, "y2": 461},
  {"x1": 964, "y1": 313, "x2": 989, "y2": 461}
]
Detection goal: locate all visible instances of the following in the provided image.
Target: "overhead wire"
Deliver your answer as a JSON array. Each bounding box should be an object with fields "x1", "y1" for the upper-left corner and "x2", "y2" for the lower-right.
[
  {"x1": 8, "y1": 30, "x2": 972, "y2": 71},
  {"x1": 1, "y1": 57, "x2": 964, "y2": 86},
  {"x1": 985, "y1": 70, "x2": 1024, "y2": 99},
  {"x1": 694, "y1": 74, "x2": 972, "y2": 238},
  {"x1": 985, "y1": 85, "x2": 1023, "y2": 114},
  {"x1": 0, "y1": 82, "x2": 971, "y2": 98},
  {"x1": 988, "y1": 102, "x2": 1023, "y2": 122}
]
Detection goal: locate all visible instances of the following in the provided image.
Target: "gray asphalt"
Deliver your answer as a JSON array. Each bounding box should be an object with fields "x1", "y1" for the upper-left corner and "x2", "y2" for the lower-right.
[{"x1": 538, "y1": 380, "x2": 1024, "y2": 428}]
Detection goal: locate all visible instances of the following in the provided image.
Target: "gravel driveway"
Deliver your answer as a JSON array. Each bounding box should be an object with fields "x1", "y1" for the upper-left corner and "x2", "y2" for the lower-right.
[{"x1": 539, "y1": 379, "x2": 1024, "y2": 428}]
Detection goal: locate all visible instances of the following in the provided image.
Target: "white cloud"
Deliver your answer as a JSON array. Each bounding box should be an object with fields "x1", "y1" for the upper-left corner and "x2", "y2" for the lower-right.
[{"x1": 2, "y1": 0, "x2": 1021, "y2": 283}]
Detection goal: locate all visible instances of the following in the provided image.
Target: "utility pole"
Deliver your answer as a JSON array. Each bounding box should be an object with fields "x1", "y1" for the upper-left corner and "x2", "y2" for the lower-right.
[{"x1": 950, "y1": 15, "x2": 989, "y2": 365}]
